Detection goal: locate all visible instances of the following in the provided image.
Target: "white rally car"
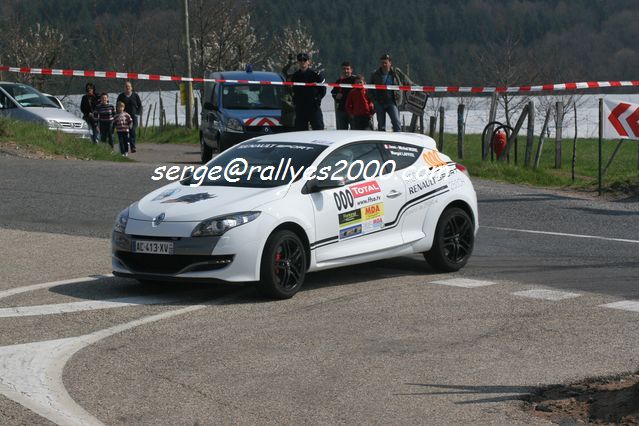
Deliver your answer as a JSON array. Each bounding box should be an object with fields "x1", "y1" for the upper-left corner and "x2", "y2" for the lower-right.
[{"x1": 112, "y1": 131, "x2": 478, "y2": 299}]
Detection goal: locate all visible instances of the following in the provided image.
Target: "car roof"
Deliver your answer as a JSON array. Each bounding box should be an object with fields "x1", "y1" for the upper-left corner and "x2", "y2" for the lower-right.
[
  {"x1": 251, "y1": 130, "x2": 437, "y2": 150},
  {"x1": 204, "y1": 71, "x2": 283, "y2": 82}
]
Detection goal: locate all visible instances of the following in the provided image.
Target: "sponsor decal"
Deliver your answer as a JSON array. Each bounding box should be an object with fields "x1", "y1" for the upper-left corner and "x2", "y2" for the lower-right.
[
  {"x1": 356, "y1": 194, "x2": 382, "y2": 207},
  {"x1": 362, "y1": 203, "x2": 384, "y2": 220},
  {"x1": 348, "y1": 180, "x2": 381, "y2": 198},
  {"x1": 422, "y1": 150, "x2": 448, "y2": 168},
  {"x1": 338, "y1": 208, "x2": 362, "y2": 227},
  {"x1": 161, "y1": 193, "x2": 216, "y2": 204},
  {"x1": 333, "y1": 189, "x2": 355, "y2": 211},
  {"x1": 339, "y1": 224, "x2": 362, "y2": 240},
  {"x1": 362, "y1": 217, "x2": 384, "y2": 233}
]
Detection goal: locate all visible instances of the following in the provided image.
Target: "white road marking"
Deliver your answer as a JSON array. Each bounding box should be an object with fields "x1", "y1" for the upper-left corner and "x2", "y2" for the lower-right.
[
  {"x1": 428, "y1": 278, "x2": 497, "y2": 288},
  {"x1": 0, "y1": 275, "x2": 113, "y2": 301},
  {"x1": 0, "y1": 291, "x2": 244, "y2": 426},
  {"x1": 484, "y1": 226, "x2": 639, "y2": 244},
  {"x1": 599, "y1": 300, "x2": 639, "y2": 313},
  {"x1": 0, "y1": 295, "x2": 185, "y2": 318},
  {"x1": 513, "y1": 289, "x2": 581, "y2": 301}
]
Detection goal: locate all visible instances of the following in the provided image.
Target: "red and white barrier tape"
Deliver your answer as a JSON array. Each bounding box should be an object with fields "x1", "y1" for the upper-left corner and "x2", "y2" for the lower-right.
[{"x1": 1, "y1": 65, "x2": 638, "y2": 93}]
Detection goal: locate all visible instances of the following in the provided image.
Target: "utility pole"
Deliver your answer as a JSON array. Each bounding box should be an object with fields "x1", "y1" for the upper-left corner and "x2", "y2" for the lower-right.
[{"x1": 184, "y1": 0, "x2": 193, "y2": 128}]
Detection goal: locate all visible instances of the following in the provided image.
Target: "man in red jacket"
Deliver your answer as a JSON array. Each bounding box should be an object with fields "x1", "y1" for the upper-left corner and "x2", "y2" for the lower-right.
[{"x1": 345, "y1": 75, "x2": 375, "y2": 130}]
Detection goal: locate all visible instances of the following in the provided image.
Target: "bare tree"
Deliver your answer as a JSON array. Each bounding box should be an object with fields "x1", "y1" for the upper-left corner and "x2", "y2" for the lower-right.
[
  {"x1": 268, "y1": 19, "x2": 323, "y2": 74},
  {"x1": 1, "y1": 23, "x2": 66, "y2": 89}
]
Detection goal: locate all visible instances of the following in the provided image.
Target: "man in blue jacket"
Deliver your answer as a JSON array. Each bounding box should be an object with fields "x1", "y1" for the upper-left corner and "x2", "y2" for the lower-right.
[
  {"x1": 369, "y1": 53, "x2": 406, "y2": 132},
  {"x1": 291, "y1": 52, "x2": 326, "y2": 130}
]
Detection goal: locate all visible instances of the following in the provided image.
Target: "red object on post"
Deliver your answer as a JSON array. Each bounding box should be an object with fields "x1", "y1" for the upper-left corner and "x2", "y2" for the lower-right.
[{"x1": 492, "y1": 130, "x2": 507, "y2": 158}]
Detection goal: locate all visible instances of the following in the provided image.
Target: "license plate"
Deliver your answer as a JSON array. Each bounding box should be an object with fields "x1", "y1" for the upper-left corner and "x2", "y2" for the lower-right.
[{"x1": 133, "y1": 240, "x2": 174, "y2": 254}]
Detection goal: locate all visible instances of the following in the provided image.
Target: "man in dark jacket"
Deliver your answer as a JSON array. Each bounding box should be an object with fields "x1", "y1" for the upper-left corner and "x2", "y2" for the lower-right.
[
  {"x1": 291, "y1": 52, "x2": 326, "y2": 131},
  {"x1": 116, "y1": 81, "x2": 142, "y2": 153},
  {"x1": 331, "y1": 61, "x2": 357, "y2": 130},
  {"x1": 80, "y1": 83, "x2": 99, "y2": 143},
  {"x1": 369, "y1": 53, "x2": 405, "y2": 132}
]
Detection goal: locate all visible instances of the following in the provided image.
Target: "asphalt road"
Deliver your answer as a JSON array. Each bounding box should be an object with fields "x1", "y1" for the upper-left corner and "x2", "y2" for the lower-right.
[{"x1": 0, "y1": 149, "x2": 638, "y2": 425}]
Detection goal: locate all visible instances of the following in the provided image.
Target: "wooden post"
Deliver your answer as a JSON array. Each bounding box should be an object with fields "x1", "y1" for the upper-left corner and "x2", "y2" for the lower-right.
[
  {"x1": 151, "y1": 103, "x2": 157, "y2": 128},
  {"x1": 571, "y1": 104, "x2": 577, "y2": 182},
  {"x1": 419, "y1": 115, "x2": 424, "y2": 134},
  {"x1": 501, "y1": 104, "x2": 529, "y2": 161},
  {"x1": 555, "y1": 101, "x2": 563, "y2": 168},
  {"x1": 193, "y1": 102, "x2": 199, "y2": 129},
  {"x1": 438, "y1": 106, "x2": 445, "y2": 152},
  {"x1": 484, "y1": 93, "x2": 498, "y2": 160},
  {"x1": 429, "y1": 116, "x2": 436, "y2": 138},
  {"x1": 524, "y1": 100, "x2": 535, "y2": 167},
  {"x1": 533, "y1": 107, "x2": 552, "y2": 169},
  {"x1": 598, "y1": 98, "x2": 603, "y2": 195},
  {"x1": 175, "y1": 93, "x2": 179, "y2": 126},
  {"x1": 159, "y1": 92, "x2": 165, "y2": 129},
  {"x1": 144, "y1": 102, "x2": 153, "y2": 134},
  {"x1": 457, "y1": 104, "x2": 465, "y2": 159}
]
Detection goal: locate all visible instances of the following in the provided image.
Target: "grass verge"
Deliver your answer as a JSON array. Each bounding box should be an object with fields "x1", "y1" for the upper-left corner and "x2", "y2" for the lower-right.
[
  {"x1": 137, "y1": 125, "x2": 199, "y2": 145},
  {"x1": 443, "y1": 133, "x2": 639, "y2": 194},
  {"x1": 0, "y1": 118, "x2": 130, "y2": 162}
]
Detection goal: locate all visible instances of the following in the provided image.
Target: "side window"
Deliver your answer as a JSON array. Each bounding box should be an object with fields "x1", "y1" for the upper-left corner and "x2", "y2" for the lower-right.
[
  {"x1": 0, "y1": 91, "x2": 15, "y2": 109},
  {"x1": 316, "y1": 142, "x2": 384, "y2": 188},
  {"x1": 380, "y1": 142, "x2": 421, "y2": 171},
  {"x1": 212, "y1": 84, "x2": 219, "y2": 109}
]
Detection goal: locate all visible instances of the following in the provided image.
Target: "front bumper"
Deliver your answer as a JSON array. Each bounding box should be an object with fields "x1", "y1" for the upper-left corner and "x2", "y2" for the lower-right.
[
  {"x1": 111, "y1": 219, "x2": 266, "y2": 282},
  {"x1": 53, "y1": 127, "x2": 92, "y2": 139}
]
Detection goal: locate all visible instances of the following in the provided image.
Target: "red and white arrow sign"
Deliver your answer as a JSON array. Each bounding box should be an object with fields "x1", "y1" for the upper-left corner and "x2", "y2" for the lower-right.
[
  {"x1": 604, "y1": 99, "x2": 639, "y2": 140},
  {"x1": 243, "y1": 117, "x2": 282, "y2": 127}
]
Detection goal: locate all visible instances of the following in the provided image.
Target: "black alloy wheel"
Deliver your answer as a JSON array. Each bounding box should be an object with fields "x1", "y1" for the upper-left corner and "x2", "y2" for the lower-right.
[
  {"x1": 259, "y1": 230, "x2": 307, "y2": 299},
  {"x1": 425, "y1": 207, "x2": 474, "y2": 272}
]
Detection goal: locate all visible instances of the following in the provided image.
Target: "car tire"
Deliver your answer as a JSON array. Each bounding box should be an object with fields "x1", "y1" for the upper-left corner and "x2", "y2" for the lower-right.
[
  {"x1": 424, "y1": 207, "x2": 474, "y2": 272},
  {"x1": 200, "y1": 133, "x2": 213, "y2": 163},
  {"x1": 258, "y1": 230, "x2": 307, "y2": 299},
  {"x1": 219, "y1": 137, "x2": 231, "y2": 153}
]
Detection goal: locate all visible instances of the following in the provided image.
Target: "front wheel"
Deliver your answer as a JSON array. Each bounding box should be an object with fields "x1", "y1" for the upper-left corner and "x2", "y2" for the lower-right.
[
  {"x1": 259, "y1": 230, "x2": 307, "y2": 299},
  {"x1": 424, "y1": 207, "x2": 474, "y2": 272}
]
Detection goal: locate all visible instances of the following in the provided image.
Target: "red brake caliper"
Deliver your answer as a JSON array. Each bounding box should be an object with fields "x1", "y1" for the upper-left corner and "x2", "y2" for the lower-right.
[{"x1": 274, "y1": 250, "x2": 282, "y2": 273}]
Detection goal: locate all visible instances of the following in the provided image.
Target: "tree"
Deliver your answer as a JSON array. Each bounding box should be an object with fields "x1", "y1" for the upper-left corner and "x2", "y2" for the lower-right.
[{"x1": 267, "y1": 19, "x2": 323, "y2": 74}]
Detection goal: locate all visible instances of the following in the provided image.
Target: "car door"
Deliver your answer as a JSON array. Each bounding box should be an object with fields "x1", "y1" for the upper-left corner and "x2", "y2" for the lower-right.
[{"x1": 309, "y1": 142, "x2": 407, "y2": 263}]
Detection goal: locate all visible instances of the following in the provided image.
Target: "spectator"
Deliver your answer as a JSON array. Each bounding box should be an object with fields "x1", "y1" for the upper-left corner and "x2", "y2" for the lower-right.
[
  {"x1": 280, "y1": 53, "x2": 296, "y2": 131},
  {"x1": 291, "y1": 52, "x2": 326, "y2": 130},
  {"x1": 80, "y1": 82, "x2": 99, "y2": 143},
  {"x1": 116, "y1": 81, "x2": 142, "y2": 153},
  {"x1": 369, "y1": 53, "x2": 406, "y2": 132},
  {"x1": 345, "y1": 75, "x2": 375, "y2": 130},
  {"x1": 331, "y1": 61, "x2": 357, "y2": 130},
  {"x1": 93, "y1": 93, "x2": 115, "y2": 148},
  {"x1": 114, "y1": 101, "x2": 133, "y2": 156}
]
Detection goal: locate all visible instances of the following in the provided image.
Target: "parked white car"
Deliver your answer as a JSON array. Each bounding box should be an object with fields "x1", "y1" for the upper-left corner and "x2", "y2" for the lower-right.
[
  {"x1": 0, "y1": 82, "x2": 90, "y2": 138},
  {"x1": 112, "y1": 131, "x2": 478, "y2": 298}
]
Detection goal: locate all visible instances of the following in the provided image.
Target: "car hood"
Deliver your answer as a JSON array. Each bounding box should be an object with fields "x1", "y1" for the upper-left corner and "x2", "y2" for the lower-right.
[
  {"x1": 129, "y1": 182, "x2": 288, "y2": 222},
  {"x1": 23, "y1": 107, "x2": 83, "y2": 123}
]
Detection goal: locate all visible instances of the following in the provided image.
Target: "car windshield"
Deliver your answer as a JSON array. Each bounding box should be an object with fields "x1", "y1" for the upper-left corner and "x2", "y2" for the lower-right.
[
  {"x1": 221, "y1": 84, "x2": 282, "y2": 110},
  {"x1": 186, "y1": 142, "x2": 327, "y2": 188},
  {"x1": 0, "y1": 84, "x2": 57, "y2": 108}
]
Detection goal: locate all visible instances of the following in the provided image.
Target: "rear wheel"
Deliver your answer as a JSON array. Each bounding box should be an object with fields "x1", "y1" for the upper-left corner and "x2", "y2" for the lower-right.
[
  {"x1": 259, "y1": 230, "x2": 307, "y2": 299},
  {"x1": 425, "y1": 207, "x2": 474, "y2": 272},
  {"x1": 200, "y1": 133, "x2": 213, "y2": 163}
]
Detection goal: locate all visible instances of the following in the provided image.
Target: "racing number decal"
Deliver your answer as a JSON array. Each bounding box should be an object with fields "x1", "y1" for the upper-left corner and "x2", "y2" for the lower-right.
[{"x1": 333, "y1": 190, "x2": 355, "y2": 211}]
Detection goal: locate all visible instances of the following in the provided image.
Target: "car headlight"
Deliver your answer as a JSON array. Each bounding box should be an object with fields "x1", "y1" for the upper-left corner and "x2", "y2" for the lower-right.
[
  {"x1": 114, "y1": 208, "x2": 129, "y2": 233},
  {"x1": 80, "y1": 121, "x2": 89, "y2": 129},
  {"x1": 191, "y1": 211, "x2": 260, "y2": 237},
  {"x1": 225, "y1": 118, "x2": 243, "y2": 133},
  {"x1": 47, "y1": 119, "x2": 61, "y2": 129}
]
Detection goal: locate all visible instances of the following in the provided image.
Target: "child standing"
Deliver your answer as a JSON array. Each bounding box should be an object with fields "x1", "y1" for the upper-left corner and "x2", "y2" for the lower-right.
[
  {"x1": 93, "y1": 93, "x2": 115, "y2": 148},
  {"x1": 345, "y1": 75, "x2": 375, "y2": 130},
  {"x1": 113, "y1": 101, "x2": 133, "y2": 156}
]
